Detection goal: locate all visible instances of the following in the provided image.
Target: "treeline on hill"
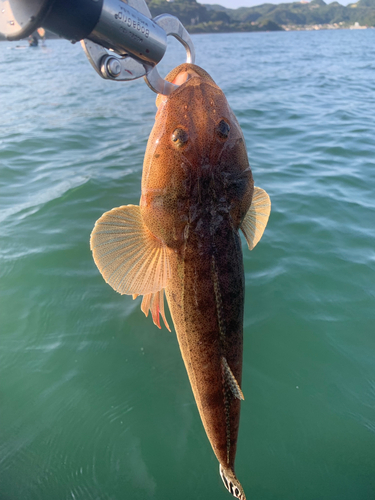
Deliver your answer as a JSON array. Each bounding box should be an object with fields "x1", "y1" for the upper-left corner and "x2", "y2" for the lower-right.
[
  {"x1": 145, "y1": 0, "x2": 283, "y2": 31},
  {"x1": 146, "y1": 0, "x2": 375, "y2": 31}
]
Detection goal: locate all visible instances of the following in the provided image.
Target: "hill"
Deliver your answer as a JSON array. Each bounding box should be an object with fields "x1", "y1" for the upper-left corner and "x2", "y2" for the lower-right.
[
  {"x1": 146, "y1": 0, "x2": 375, "y2": 31},
  {"x1": 146, "y1": 0, "x2": 284, "y2": 31},
  {"x1": 201, "y1": 0, "x2": 375, "y2": 28}
]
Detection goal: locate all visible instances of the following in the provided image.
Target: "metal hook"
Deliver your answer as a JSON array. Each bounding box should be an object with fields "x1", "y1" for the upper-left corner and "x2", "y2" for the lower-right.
[
  {"x1": 144, "y1": 14, "x2": 196, "y2": 95},
  {"x1": 81, "y1": 13, "x2": 195, "y2": 96}
]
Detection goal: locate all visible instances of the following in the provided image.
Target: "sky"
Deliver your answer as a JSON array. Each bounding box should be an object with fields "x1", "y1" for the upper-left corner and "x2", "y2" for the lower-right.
[{"x1": 201, "y1": 0, "x2": 352, "y2": 7}]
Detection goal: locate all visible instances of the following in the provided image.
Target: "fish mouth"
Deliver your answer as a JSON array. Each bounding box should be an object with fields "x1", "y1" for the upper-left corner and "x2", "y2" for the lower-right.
[
  {"x1": 165, "y1": 63, "x2": 216, "y2": 86},
  {"x1": 155, "y1": 63, "x2": 218, "y2": 108},
  {"x1": 171, "y1": 68, "x2": 200, "y2": 86}
]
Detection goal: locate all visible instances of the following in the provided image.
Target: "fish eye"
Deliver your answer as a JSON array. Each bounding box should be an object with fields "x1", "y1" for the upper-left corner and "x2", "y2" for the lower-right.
[
  {"x1": 216, "y1": 119, "x2": 230, "y2": 139},
  {"x1": 171, "y1": 128, "x2": 188, "y2": 147}
]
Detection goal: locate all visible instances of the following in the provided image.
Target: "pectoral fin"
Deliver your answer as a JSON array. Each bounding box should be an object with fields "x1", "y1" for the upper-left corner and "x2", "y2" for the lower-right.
[
  {"x1": 222, "y1": 357, "x2": 244, "y2": 401},
  {"x1": 240, "y1": 186, "x2": 271, "y2": 250},
  {"x1": 90, "y1": 205, "x2": 170, "y2": 295},
  {"x1": 140, "y1": 289, "x2": 171, "y2": 331}
]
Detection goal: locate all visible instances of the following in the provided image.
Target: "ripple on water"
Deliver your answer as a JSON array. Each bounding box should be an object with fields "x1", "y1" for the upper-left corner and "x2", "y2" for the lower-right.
[{"x1": 1, "y1": 31, "x2": 375, "y2": 500}]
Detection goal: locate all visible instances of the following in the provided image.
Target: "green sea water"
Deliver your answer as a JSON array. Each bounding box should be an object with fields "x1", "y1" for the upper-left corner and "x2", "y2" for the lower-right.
[{"x1": 1, "y1": 29, "x2": 375, "y2": 500}]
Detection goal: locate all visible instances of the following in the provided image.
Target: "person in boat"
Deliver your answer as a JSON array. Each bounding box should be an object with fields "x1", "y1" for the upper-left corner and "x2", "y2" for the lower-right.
[{"x1": 28, "y1": 34, "x2": 38, "y2": 47}]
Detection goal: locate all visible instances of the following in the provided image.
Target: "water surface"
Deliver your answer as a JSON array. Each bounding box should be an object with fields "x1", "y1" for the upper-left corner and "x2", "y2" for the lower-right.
[{"x1": 1, "y1": 29, "x2": 375, "y2": 500}]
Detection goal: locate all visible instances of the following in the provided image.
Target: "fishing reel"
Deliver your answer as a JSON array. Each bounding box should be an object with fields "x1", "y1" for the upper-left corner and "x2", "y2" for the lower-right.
[{"x1": 0, "y1": 0, "x2": 195, "y2": 95}]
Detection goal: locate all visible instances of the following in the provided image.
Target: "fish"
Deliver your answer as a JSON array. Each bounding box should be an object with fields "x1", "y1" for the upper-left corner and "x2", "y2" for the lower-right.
[{"x1": 90, "y1": 63, "x2": 271, "y2": 499}]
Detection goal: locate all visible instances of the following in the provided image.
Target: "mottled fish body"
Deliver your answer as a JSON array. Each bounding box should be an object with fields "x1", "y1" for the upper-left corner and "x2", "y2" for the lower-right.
[{"x1": 90, "y1": 64, "x2": 271, "y2": 499}]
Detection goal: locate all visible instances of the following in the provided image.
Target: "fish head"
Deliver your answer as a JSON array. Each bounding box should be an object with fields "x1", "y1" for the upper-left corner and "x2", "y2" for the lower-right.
[{"x1": 140, "y1": 63, "x2": 254, "y2": 249}]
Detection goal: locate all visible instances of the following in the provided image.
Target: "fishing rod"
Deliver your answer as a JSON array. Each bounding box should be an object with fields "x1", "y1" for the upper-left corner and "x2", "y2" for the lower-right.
[{"x1": 0, "y1": 0, "x2": 195, "y2": 95}]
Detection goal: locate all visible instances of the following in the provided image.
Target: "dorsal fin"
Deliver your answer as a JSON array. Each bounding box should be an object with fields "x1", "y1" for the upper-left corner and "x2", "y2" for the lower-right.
[
  {"x1": 240, "y1": 186, "x2": 271, "y2": 251},
  {"x1": 140, "y1": 289, "x2": 171, "y2": 331},
  {"x1": 222, "y1": 357, "x2": 244, "y2": 401},
  {"x1": 90, "y1": 205, "x2": 170, "y2": 295}
]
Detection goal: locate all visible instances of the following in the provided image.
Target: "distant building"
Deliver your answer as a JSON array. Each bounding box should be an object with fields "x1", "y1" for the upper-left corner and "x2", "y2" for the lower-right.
[{"x1": 350, "y1": 21, "x2": 367, "y2": 28}]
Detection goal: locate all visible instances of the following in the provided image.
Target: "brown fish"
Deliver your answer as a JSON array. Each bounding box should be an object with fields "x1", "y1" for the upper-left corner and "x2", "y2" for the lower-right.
[{"x1": 90, "y1": 63, "x2": 271, "y2": 499}]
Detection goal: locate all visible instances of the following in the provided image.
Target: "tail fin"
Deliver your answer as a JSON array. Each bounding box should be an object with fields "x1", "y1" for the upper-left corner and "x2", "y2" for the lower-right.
[{"x1": 220, "y1": 465, "x2": 246, "y2": 500}]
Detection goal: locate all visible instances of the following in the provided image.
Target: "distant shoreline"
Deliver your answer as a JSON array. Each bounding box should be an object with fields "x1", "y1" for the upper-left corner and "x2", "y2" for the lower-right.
[
  {"x1": 1, "y1": 25, "x2": 372, "y2": 43},
  {"x1": 186, "y1": 23, "x2": 372, "y2": 33}
]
